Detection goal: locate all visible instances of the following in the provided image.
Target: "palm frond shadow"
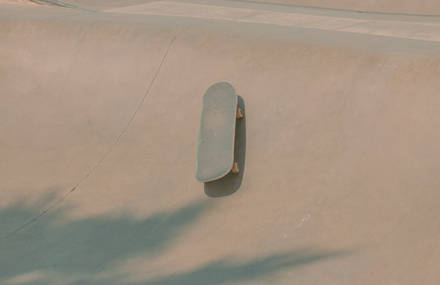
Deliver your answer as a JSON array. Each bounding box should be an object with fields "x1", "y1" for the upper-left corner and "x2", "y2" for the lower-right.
[
  {"x1": 133, "y1": 249, "x2": 347, "y2": 285},
  {"x1": 0, "y1": 193, "x2": 349, "y2": 285}
]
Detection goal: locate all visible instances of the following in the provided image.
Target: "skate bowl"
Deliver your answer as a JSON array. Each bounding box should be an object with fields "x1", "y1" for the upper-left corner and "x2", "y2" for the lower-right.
[
  {"x1": 251, "y1": 0, "x2": 440, "y2": 16},
  {"x1": 1, "y1": 1, "x2": 440, "y2": 284}
]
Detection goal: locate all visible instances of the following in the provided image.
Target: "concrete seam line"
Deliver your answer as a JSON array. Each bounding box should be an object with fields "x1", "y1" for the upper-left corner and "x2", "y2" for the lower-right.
[{"x1": 1, "y1": 34, "x2": 179, "y2": 239}]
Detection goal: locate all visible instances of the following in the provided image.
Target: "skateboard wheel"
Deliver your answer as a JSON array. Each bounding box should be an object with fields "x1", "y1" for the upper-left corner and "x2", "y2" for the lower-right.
[
  {"x1": 232, "y1": 162, "x2": 240, "y2": 174},
  {"x1": 236, "y1": 108, "x2": 244, "y2": 119}
]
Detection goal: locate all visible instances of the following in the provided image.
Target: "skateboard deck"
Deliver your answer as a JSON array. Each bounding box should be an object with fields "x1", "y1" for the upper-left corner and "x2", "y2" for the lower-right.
[{"x1": 196, "y1": 82, "x2": 240, "y2": 182}]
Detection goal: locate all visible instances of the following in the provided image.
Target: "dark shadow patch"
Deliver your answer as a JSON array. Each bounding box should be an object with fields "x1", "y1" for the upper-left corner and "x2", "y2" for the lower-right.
[
  {"x1": 0, "y1": 193, "x2": 351, "y2": 285},
  {"x1": 205, "y1": 95, "x2": 246, "y2": 197},
  {"x1": 77, "y1": 248, "x2": 350, "y2": 285},
  {"x1": 0, "y1": 198, "x2": 209, "y2": 281},
  {"x1": 132, "y1": 249, "x2": 349, "y2": 285}
]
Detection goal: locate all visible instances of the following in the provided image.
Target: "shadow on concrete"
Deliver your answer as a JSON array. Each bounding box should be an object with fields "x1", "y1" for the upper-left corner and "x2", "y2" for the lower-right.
[
  {"x1": 0, "y1": 193, "x2": 348, "y2": 285},
  {"x1": 132, "y1": 249, "x2": 347, "y2": 285},
  {"x1": 0, "y1": 196, "x2": 210, "y2": 283},
  {"x1": 205, "y1": 95, "x2": 246, "y2": 198}
]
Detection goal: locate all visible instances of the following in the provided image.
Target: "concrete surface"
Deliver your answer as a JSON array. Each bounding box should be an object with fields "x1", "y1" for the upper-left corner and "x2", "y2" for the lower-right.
[
  {"x1": 1, "y1": 1, "x2": 440, "y2": 284},
  {"x1": 248, "y1": 0, "x2": 440, "y2": 16}
]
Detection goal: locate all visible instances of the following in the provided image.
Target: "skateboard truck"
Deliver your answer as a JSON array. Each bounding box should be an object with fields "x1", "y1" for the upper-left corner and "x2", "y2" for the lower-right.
[
  {"x1": 231, "y1": 162, "x2": 240, "y2": 174},
  {"x1": 196, "y1": 82, "x2": 243, "y2": 182},
  {"x1": 236, "y1": 107, "x2": 244, "y2": 119}
]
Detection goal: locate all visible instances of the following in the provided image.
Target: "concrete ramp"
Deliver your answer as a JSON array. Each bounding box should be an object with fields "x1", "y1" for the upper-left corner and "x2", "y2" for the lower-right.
[
  {"x1": 252, "y1": 0, "x2": 440, "y2": 15},
  {"x1": 1, "y1": 1, "x2": 440, "y2": 284}
]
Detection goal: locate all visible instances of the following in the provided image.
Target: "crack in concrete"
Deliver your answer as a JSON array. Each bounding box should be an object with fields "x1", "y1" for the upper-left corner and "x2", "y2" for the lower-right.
[{"x1": 2, "y1": 34, "x2": 178, "y2": 239}]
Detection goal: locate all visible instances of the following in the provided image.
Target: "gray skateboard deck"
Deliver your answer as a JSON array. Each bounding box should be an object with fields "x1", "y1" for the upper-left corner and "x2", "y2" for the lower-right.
[{"x1": 196, "y1": 82, "x2": 240, "y2": 182}]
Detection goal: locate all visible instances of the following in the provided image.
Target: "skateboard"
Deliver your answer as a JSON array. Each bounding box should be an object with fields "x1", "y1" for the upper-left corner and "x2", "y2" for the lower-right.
[{"x1": 196, "y1": 82, "x2": 243, "y2": 182}]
